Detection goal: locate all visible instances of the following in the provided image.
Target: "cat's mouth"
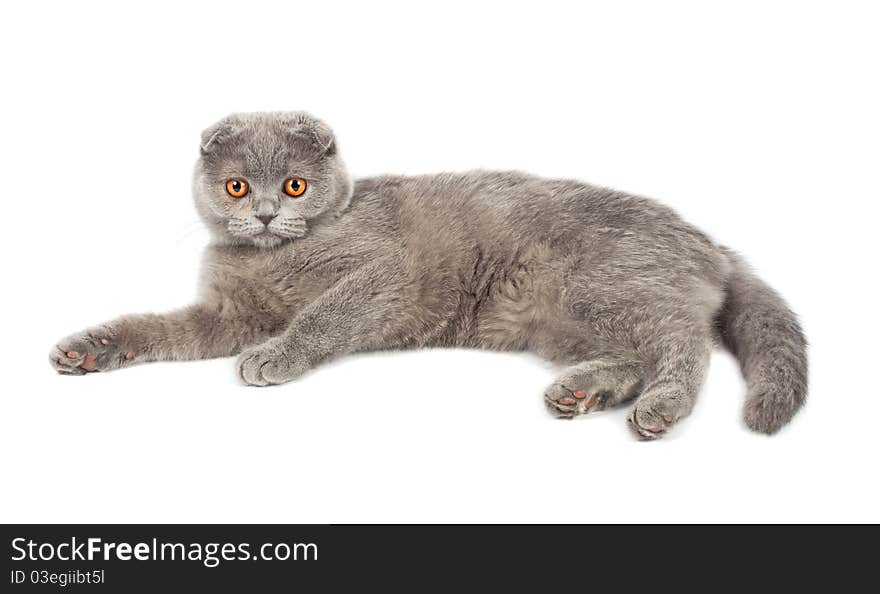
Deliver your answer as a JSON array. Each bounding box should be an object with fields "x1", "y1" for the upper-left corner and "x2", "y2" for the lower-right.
[
  {"x1": 227, "y1": 216, "x2": 307, "y2": 247},
  {"x1": 255, "y1": 228, "x2": 292, "y2": 241}
]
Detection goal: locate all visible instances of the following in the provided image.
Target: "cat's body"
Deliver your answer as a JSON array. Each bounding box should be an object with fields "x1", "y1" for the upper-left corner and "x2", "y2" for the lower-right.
[{"x1": 52, "y1": 113, "x2": 807, "y2": 438}]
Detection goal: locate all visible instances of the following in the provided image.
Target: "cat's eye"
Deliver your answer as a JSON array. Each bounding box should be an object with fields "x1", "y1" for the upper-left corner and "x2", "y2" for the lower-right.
[
  {"x1": 225, "y1": 178, "x2": 249, "y2": 198},
  {"x1": 283, "y1": 177, "x2": 308, "y2": 198}
]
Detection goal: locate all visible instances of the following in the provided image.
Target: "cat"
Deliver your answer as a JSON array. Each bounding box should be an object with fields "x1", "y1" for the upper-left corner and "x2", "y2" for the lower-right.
[{"x1": 50, "y1": 111, "x2": 808, "y2": 438}]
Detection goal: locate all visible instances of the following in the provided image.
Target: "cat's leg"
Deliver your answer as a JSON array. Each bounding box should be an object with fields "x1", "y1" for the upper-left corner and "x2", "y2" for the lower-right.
[
  {"x1": 625, "y1": 328, "x2": 713, "y2": 440},
  {"x1": 544, "y1": 359, "x2": 646, "y2": 418},
  {"x1": 547, "y1": 272, "x2": 718, "y2": 436},
  {"x1": 51, "y1": 303, "x2": 276, "y2": 375},
  {"x1": 237, "y1": 259, "x2": 413, "y2": 386}
]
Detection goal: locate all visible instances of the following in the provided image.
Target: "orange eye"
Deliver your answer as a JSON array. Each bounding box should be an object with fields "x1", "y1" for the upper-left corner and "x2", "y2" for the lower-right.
[
  {"x1": 283, "y1": 177, "x2": 307, "y2": 197},
  {"x1": 225, "y1": 178, "x2": 249, "y2": 198}
]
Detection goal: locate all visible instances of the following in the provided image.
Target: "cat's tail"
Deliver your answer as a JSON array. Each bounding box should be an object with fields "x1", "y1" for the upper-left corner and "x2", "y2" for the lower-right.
[{"x1": 717, "y1": 250, "x2": 808, "y2": 434}]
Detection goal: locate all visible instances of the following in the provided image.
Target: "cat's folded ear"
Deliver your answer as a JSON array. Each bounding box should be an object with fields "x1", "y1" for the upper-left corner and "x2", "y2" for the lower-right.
[
  {"x1": 281, "y1": 112, "x2": 338, "y2": 157},
  {"x1": 200, "y1": 115, "x2": 240, "y2": 155}
]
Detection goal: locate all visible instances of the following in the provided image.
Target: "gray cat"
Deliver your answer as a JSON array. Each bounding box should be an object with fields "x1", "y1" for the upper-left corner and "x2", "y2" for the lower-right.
[{"x1": 50, "y1": 112, "x2": 807, "y2": 438}]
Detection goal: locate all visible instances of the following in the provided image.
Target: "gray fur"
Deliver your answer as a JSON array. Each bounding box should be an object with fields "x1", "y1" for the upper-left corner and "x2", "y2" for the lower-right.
[{"x1": 50, "y1": 111, "x2": 808, "y2": 438}]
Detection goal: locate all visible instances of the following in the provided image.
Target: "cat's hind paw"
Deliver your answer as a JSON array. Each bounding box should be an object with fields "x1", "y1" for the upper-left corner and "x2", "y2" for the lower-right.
[
  {"x1": 544, "y1": 385, "x2": 605, "y2": 418},
  {"x1": 544, "y1": 359, "x2": 645, "y2": 419},
  {"x1": 627, "y1": 392, "x2": 679, "y2": 440}
]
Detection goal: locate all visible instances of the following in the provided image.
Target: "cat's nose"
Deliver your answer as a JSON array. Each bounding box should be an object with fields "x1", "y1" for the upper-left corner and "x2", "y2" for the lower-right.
[{"x1": 257, "y1": 215, "x2": 276, "y2": 226}]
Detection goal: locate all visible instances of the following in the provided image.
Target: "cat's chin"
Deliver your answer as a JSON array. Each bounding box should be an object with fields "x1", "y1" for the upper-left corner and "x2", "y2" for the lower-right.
[{"x1": 249, "y1": 233, "x2": 286, "y2": 249}]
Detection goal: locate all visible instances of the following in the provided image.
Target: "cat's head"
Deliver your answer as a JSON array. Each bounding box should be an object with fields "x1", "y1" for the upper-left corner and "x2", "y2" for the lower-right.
[{"x1": 194, "y1": 112, "x2": 352, "y2": 248}]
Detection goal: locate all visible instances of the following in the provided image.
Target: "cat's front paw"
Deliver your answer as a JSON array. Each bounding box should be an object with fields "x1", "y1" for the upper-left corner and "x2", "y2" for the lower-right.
[
  {"x1": 50, "y1": 327, "x2": 135, "y2": 375},
  {"x1": 236, "y1": 339, "x2": 307, "y2": 387}
]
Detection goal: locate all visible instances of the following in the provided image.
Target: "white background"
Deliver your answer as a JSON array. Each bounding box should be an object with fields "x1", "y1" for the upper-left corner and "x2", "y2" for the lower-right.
[{"x1": 1, "y1": 1, "x2": 878, "y2": 523}]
